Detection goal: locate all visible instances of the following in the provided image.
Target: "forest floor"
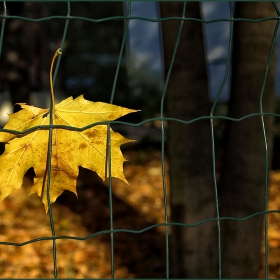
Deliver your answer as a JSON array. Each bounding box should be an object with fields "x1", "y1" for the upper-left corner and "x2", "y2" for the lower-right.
[{"x1": 0, "y1": 146, "x2": 280, "y2": 278}]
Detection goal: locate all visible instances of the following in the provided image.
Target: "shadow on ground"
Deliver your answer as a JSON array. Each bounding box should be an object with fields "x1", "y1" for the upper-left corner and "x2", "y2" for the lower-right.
[{"x1": 56, "y1": 168, "x2": 167, "y2": 278}]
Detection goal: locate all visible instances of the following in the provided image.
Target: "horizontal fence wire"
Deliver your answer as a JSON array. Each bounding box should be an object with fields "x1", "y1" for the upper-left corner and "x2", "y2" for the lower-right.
[{"x1": 0, "y1": 1, "x2": 280, "y2": 279}]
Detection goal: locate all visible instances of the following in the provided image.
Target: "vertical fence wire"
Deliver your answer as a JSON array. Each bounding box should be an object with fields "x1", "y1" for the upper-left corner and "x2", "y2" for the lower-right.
[
  {"x1": 159, "y1": 2, "x2": 188, "y2": 277},
  {"x1": 0, "y1": 1, "x2": 280, "y2": 279},
  {"x1": 45, "y1": 3, "x2": 71, "y2": 278},
  {"x1": 259, "y1": 9, "x2": 280, "y2": 278},
  {"x1": 0, "y1": 1, "x2": 6, "y2": 59},
  {"x1": 106, "y1": 3, "x2": 131, "y2": 278},
  {"x1": 209, "y1": 2, "x2": 235, "y2": 277}
]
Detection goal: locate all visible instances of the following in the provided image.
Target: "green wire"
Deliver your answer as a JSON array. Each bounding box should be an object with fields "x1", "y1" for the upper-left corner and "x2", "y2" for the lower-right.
[
  {"x1": 0, "y1": 3, "x2": 279, "y2": 279},
  {"x1": 46, "y1": 2, "x2": 71, "y2": 278},
  {"x1": 0, "y1": 1, "x2": 6, "y2": 60},
  {"x1": 259, "y1": 4, "x2": 280, "y2": 277}
]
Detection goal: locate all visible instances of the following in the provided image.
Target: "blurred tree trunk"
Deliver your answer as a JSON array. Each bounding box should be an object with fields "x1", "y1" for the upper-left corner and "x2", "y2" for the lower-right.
[
  {"x1": 219, "y1": 2, "x2": 276, "y2": 278},
  {"x1": 0, "y1": 2, "x2": 31, "y2": 110},
  {"x1": 160, "y1": 2, "x2": 218, "y2": 278},
  {"x1": 161, "y1": 1, "x2": 276, "y2": 278}
]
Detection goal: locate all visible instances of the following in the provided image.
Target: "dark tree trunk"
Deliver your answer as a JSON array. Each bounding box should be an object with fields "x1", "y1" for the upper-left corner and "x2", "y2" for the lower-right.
[
  {"x1": 219, "y1": 3, "x2": 276, "y2": 278},
  {"x1": 1, "y1": 2, "x2": 31, "y2": 110},
  {"x1": 160, "y1": 2, "x2": 218, "y2": 278}
]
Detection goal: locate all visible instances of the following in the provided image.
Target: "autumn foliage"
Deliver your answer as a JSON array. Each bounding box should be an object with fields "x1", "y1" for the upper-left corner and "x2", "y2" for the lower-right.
[{"x1": 0, "y1": 49, "x2": 137, "y2": 211}]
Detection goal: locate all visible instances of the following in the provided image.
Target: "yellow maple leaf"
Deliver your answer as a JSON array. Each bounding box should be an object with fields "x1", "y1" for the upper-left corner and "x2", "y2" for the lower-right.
[
  {"x1": 0, "y1": 96, "x2": 136, "y2": 211},
  {"x1": 0, "y1": 49, "x2": 137, "y2": 212}
]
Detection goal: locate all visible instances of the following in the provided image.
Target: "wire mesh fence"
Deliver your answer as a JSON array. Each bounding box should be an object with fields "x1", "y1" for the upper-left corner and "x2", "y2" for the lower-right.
[{"x1": 0, "y1": 1, "x2": 280, "y2": 279}]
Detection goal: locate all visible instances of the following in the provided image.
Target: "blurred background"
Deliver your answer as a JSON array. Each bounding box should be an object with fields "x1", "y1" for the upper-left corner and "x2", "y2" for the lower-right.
[{"x1": 1, "y1": 1, "x2": 280, "y2": 278}]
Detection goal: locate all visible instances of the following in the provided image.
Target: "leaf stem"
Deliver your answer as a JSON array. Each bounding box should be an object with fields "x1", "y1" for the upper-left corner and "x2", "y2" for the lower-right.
[
  {"x1": 48, "y1": 47, "x2": 62, "y2": 280},
  {"x1": 49, "y1": 48, "x2": 62, "y2": 111},
  {"x1": 40, "y1": 48, "x2": 62, "y2": 201}
]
